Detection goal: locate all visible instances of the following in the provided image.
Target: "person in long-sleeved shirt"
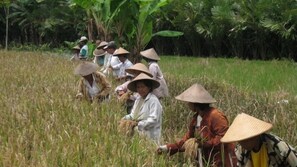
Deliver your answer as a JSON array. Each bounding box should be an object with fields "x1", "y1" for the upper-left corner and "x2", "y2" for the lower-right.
[
  {"x1": 111, "y1": 47, "x2": 133, "y2": 81},
  {"x1": 157, "y1": 84, "x2": 237, "y2": 167},
  {"x1": 122, "y1": 73, "x2": 162, "y2": 144},
  {"x1": 140, "y1": 48, "x2": 169, "y2": 98},
  {"x1": 74, "y1": 62, "x2": 111, "y2": 103},
  {"x1": 101, "y1": 41, "x2": 121, "y2": 76},
  {"x1": 78, "y1": 36, "x2": 88, "y2": 60}
]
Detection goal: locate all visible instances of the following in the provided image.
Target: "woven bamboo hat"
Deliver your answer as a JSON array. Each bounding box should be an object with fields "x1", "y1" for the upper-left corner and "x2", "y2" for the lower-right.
[
  {"x1": 221, "y1": 113, "x2": 273, "y2": 143},
  {"x1": 74, "y1": 62, "x2": 99, "y2": 76},
  {"x1": 125, "y1": 63, "x2": 153, "y2": 77},
  {"x1": 103, "y1": 41, "x2": 117, "y2": 50},
  {"x1": 175, "y1": 84, "x2": 216, "y2": 103},
  {"x1": 79, "y1": 36, "x2": 88, "y2": 42},
  {"x1": 140, "y1": 48, "x2": 160, "y2": 61},
  {"x1": 97, "y1": 41, "x2": 108, "y2": 49},
  {"x1": 113, "y1": 47, "x2": 130, "y2": 56},
  {"x1": 93, "y1": 48, "x2": 105, "y2": 57},
  {"x1": 127, "y1": 73, "x2": 160, "y2": 92},
  {"x1": 72, "y1": 45, "x2": 80, "y2": 50}
]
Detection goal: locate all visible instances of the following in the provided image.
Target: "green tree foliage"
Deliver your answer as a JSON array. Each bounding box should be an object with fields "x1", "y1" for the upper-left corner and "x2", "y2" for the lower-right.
[{"x1": 1, "y1": 0, "x2": 297, "y2": 60}]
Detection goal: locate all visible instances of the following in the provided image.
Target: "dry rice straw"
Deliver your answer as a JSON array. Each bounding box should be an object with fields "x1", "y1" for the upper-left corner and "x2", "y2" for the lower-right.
[{"x1": 118, "y1": 120, "x2": 137, "y2": 137}]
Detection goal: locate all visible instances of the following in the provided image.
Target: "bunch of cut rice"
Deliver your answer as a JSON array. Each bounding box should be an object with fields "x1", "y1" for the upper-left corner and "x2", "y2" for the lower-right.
[
  {"x1": 118, "y1": 120, "x2": 137, "y2": 136},
  {"x1": 182, "y1": 138, "x2": 199, "y2": 161},
  {"x1": 118, "y1": 92, "x2": 130, "y2": 105}
]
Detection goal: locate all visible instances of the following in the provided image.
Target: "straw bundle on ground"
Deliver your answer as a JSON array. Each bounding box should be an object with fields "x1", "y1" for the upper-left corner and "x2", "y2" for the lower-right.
[
  {"x1": 118, "y1": 120, "x2": 138, "y2": 136},
  {"x1": 182, "y1": 138, "x2": 199, "y2": 161}
]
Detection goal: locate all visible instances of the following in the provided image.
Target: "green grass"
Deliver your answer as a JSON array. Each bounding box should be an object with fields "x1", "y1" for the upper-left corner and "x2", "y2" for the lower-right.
[
  {"x1": 0, "y1": 50, "x2": 296, "y2": 166},
  {"x1": 160, "y1": 56, "x2": 297, "y2": 95}
]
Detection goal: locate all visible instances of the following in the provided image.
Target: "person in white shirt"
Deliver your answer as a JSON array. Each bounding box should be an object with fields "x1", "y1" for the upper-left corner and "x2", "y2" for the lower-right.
[
  {"x1": 122, "y1": 73, "x2": 163, "y2": 145},
  {"x1": 102, "y1": 41, "x2": 121, "y2": 77},
  {"x1": 140, "y1": 48, "x2": 169, "y2": 99},
  {"x1": 111, "y1": 47, "x2": 133, "y2": 81},
  {"x1": 115, "y1": 63, "x2": 153, "y2": 113}
]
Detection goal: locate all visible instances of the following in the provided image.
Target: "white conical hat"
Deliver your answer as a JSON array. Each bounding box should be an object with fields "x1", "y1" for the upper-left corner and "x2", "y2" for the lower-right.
[
  {"x1": 140, "y1": 48, "x2": 160, "y2": 61},
  {"x1": 113, "y1": 47, "x2": 130, "y2": 56},
  {"x1": 220, "y1": 113, "x2": 273, "y2": 143},
  {"x1": 175, "y1": 84, "x2": 216, "y2": 103},
  {"x1": 127, "y1": 73, "x2": 160, "y2": 92},
  {"x1": 72, "y1": 45, "x2": 80, "y2": 50},
  {"x1": 125, "y1": 63, "x2": 152, "y2": 77},
  {"x1": 79, "y1": 36, "x2": 88, "y2": 42},
  {"x1": 74, "y1": 62, "x2": 99, "y2": 76},
  {"x1": 97, "y1": 41, "x2": 108, "y2": 49}
]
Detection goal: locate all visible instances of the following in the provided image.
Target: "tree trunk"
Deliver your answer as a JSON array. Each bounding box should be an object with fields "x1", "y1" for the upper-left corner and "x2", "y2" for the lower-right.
[{"x1": 5, "y1": 6, "x2": 9, "y2": 50}]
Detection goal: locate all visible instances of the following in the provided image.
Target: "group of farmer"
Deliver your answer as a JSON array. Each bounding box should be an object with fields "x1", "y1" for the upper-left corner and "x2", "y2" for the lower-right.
[{"x1": 72, "y1": 36, "x2": 297, "y2": 167}]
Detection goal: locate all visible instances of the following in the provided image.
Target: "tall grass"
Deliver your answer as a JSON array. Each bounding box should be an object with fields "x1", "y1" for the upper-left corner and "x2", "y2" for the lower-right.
[{"x1": 0, "y1": 51, "x2": 296, "y2": 166}]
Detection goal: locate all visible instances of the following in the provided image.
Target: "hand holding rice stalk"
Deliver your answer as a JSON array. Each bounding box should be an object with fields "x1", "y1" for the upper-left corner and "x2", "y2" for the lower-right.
[
  {"x1": 118, "y1": 120, "x2": 138, "y2": 137},
  {"x1": 118, "y1": 91, "x2": 132, "y2": 105},
  {"x1": 182, "y1": 138, "x2": 199, "y2": 161}
]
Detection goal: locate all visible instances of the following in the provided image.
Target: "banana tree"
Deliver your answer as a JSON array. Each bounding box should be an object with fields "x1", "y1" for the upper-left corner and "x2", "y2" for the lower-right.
[{"x1": 124, "y1": 0, "x2": 183, "y2": 62}]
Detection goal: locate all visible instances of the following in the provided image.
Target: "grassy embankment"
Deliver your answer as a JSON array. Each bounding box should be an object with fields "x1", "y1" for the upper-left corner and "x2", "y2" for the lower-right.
[{"x1": 0, "y1": 51, "x2": 296, "y2": 166}]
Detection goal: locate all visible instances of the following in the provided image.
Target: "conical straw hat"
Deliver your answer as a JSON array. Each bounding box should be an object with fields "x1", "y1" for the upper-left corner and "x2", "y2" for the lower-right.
[
  {"x1": 114, "y1": 47, "x2": 130, "y2": 56},
  {"x1": 93, "y1": 48, "x2": 105, "y2": 57},
  {"x1": 175, "y1": 84, "x2": 216, "y2": 103},
  {"x1": 127, "y1": 73, "x2": 160, "y2": 92},
  {"x1": 220, "y1": 113, "x2": 273, "y2": 143},
  {"x1": 140, "y1": 48, "x2": 160, "y2": 61},
  {"x1": 74, "y1": 62, "x2": 99, "y2": 76},
  {"x1": 125, "y1": 63, "x2": 153, "y2": 77},
  {"x1": 72, "y1": 45, "x2": 80, "y2": 50},
  {"x1": 79, "y1": 36, "x2": 88, "y2": 42},
  {"x1": 97, "y1": 41, "x2": 108, "y2": 49},
  {"x1": 103, "y1": 41, "x2": 117, "y2": 50}
]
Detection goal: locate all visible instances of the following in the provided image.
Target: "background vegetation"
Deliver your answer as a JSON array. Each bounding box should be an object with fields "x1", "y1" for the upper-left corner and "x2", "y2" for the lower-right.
[
  {"x1": 1, "y1": 51, "x2": 296, "y2": 166},
  {"x1": 1, "y1": 0, "x2": 297, "y2": 61}
]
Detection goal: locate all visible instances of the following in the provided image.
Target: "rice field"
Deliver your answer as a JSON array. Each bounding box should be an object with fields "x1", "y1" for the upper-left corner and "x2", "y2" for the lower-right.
[{"x1": 0, "y1": 50, "x2": 296, "y2": 166}]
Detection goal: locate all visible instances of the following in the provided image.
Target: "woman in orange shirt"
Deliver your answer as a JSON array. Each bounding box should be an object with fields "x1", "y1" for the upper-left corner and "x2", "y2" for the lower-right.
[{"x1": 157, "y1": 84, "x2": 237, "y2": 167}]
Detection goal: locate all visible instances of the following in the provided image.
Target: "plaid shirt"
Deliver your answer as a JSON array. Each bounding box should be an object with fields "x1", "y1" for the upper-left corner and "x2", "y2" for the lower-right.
[{"x1": 236, "y1": 133, "x2": 297, "y2": 167}]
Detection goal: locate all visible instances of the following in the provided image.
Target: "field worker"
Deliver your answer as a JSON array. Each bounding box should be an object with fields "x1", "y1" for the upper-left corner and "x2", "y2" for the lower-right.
[
  {"x1": 78, "y1": 36, "x2": 88, "y2": 60},
  {"x1": 221, "y1": 113, "x2": 297, "y2": 167},
  {"x1": 70, "y1": 45, "x2": 80, "y2": 61},
  {"x1": 157, "y1": 84, "x2": 237, "y2": 167},
  {"x1": 115, "y1": 63, "x2": 153, "y2": 113},
  {"x1": 102, "y1": 41, "x2": 121, "y2": 76},
  {"x1": 74, "y1": 62, "x2": 111, "y2": 103},
  {"x1": 140, "y1": 48, "x2": 169, "y2": 99},
  {"x1": 121, "y1": 73, "x2": 163, "y2": 144},
  {"x1": 111, "y1": 47, "x2": 133, "y2": 81},
  {"x1": 93, "y1": 41, "x2": 108, "y2": 66}
]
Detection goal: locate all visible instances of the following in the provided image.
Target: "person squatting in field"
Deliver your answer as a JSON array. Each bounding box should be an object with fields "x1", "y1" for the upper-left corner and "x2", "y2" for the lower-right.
[
  {"x1": 121, "y1": 73, "x2": 163, "y2": 145},
  {"x1": 140, "y1": 48, "x2": 169, "y2": 99},
  {"x1": 93, "y1": 41, "x2": 108, "y2": 66},
  {"x1": 221, "y1": 113, "x2": 297, "y2": 167},
  {"x1": 78, "y1": 36, "x2": 88, "y2": 60},
  {"x1": 74, "y1": 62, "x2": 111, "y2": 103},
  {"x1": 115, "y1": 63, "x2": 153, "y2": 114},
  {"x1": 110, "y1": 47, "x2": 133, "y2": 82},
  {"x1": 157, "y1": 84, "x2": 237, "y2": 167},
  {"x1": 101, "y1": 41, "x2": 121, "y2": 77}
]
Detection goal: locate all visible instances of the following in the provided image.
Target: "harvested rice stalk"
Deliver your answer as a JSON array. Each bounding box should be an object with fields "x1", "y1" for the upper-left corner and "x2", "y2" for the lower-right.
[
  {"x1": 182, "y1": 138, "x2": 199, "y2": 161},
  {"x1": 118, "y1": 120, "x2": 138, "y2": 136}
]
